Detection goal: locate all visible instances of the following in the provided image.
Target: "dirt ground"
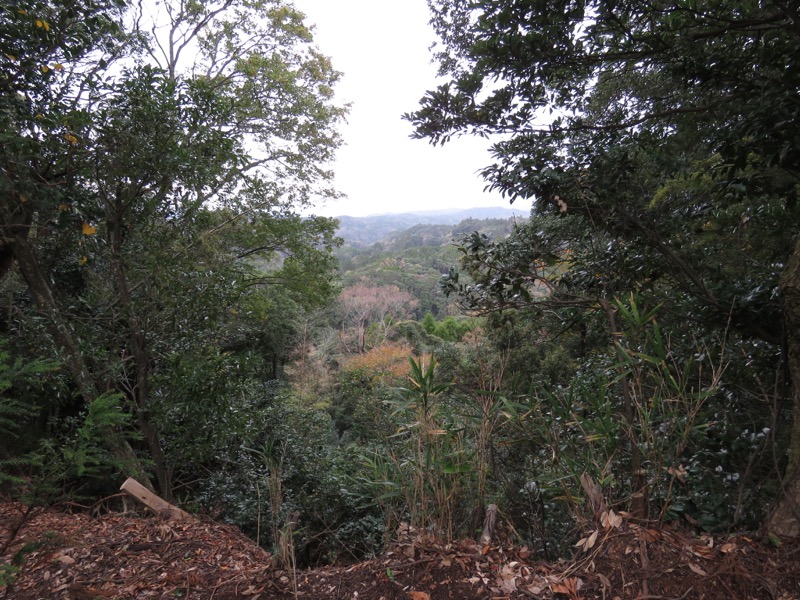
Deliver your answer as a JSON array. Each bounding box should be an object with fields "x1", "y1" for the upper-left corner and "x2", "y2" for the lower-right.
[{"x1": 2, "y1": 500, "x2": 800, "y2": 599}]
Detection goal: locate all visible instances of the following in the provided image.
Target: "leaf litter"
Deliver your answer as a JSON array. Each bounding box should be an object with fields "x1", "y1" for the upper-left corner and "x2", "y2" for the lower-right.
[{"x1": 2, "y1": 502, "x2": 800, "y2": 599}]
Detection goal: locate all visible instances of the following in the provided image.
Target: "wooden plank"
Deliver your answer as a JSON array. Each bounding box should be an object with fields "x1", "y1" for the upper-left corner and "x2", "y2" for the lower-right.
[{"x1": 119, "y1": 478, "x2": 192, "y2": 521}]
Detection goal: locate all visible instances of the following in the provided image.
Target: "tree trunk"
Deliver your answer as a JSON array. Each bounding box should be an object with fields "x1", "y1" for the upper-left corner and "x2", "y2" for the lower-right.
[
  {"x1": 110, "y1": 208, "x2": 172, "y2": 499},
  {"x1": 7, "y1": 234, "x2": 154, "y2": 489},
  {"x1": 768, "y1": 239, "x2": 800, "y2": 536}
]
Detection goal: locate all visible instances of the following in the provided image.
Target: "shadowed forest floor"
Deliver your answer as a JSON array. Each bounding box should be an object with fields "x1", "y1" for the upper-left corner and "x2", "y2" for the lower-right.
[{"x1": 2, "y1": 501, "x2": 800, "y2": 599}]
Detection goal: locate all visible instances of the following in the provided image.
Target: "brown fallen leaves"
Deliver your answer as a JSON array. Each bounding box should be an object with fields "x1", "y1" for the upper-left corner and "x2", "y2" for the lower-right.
[{"x1": 2, "y1": 502, "x2": 800, "y2": 599}]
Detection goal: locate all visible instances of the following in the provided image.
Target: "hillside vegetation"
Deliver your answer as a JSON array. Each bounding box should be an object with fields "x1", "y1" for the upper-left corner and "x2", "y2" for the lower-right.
[
  {"x1": 3, "y1": 1, "x2": 800, "y2": 598},
  {"x1": 337, "y1": 216, "x2": 518, "y2": 316}
]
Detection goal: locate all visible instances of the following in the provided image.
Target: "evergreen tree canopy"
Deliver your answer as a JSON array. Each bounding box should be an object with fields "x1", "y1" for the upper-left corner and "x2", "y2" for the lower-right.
[
  {"x1": 0, "y1": 0, "x2": 345, "y2": 496},
  {"x1": 408, "y1": 0, "x2": 800, "y2": 532}
]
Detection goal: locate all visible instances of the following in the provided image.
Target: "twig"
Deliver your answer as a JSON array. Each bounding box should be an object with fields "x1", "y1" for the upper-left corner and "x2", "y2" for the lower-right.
[
  {"x1": 638, "y1": 536, "x2": 651, "y2": 598},
  {"x1": 386, "y1": 556, "x2": 439, "y2": 571}
]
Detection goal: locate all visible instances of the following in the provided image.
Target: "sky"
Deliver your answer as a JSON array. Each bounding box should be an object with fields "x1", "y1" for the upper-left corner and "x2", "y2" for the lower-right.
[{"x1": 294, "y1": 0, "x2": 533, "y2": 218}]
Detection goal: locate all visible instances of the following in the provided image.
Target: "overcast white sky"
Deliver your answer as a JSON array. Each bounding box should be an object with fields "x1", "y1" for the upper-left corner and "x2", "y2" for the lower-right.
[{"x1": 294, "y1": 0, "x2": 533, "y2": 218}]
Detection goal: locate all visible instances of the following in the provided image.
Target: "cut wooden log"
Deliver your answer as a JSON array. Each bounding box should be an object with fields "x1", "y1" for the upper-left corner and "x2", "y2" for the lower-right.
[{"x1": 120, "y1": 478, "x2": 191, "y2": 521}]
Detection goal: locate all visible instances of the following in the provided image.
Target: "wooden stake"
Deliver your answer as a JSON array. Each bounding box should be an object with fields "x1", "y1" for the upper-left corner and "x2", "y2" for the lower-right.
[{"x1": 120, "y1": 478, "x2": 191, "y2": 521}]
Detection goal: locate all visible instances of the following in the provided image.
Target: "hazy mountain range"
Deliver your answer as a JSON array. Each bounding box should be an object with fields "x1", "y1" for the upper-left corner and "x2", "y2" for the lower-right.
[{"x1": 335, "y1": 206, "x2": 527, "y2": 246}]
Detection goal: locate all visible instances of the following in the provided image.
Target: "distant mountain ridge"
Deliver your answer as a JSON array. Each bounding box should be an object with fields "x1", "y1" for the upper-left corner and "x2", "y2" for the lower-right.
[{"x1": 336, "y1": 206, "x2": 526, "y2": 246}]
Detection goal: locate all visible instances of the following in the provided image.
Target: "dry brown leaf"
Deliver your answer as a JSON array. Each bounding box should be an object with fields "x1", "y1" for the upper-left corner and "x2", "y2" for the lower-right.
[
  {"x1": 666, "y1": 465, "x2": 688, "y2": 482},
  {"x1": 499, "y1": 564, "x2": 516, "y2": 578},
  {"x1": 408, "y1": 592, "x2": 431, "y2": 600},
  {"x1": 528, "y1": 584, "x2": 543, "y2": 594},
  {"x1": 720, "y1": 542, "x2": 736, "y2": 554},
  {"x1": 601, "y1": 509, "x2": 623, "y2": 529},
  {"x1": 643, "y1": 528, "x2": 660, "y2": 542},
  {"x1": 497, "y1": 565, "x2": 517, "y2": 593},
  {"x1": 586, "y1": 529, "x2": 599, "y2": 550},
  {"x1": 688, "y1": 563, "x2": 708, "y2": 576},
  {"x1": 575, "y1": 530, "x2": 598, "y2": 552},
  {"x1": 551, "y1": 577, "x2": 582, "y2": 599}
]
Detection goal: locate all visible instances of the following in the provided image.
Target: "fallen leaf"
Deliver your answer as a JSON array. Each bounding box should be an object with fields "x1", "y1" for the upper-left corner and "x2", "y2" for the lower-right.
[
  {"x1": 601, "y1": 509, "x2": 623, "y2": 529},
  {"x1": 720, "y1": 542, "x2": 736, "y2": 554},
  {"x1": 597, "y1": 573, "x2": 611, "y2": 588},
  {"x1": 643, "y1": 528, "x2": 660, "y2": 542},
  {"x1": 408, "y1": 592, "x2": 430, "y2": 600},
  {"x1": 575, "y1": 530, "x2": 598, "y2": 552},
  {"x1": 499, "y1": 564, "x2": 516, "y2": 578},
  {"x1": 688, "y1": 563, "x2": 707, "y2": 576},
  {"x1": 551, "y1": 577, "x2": 582, "y2": 599},
  {"x1": 497, "y1": 568, "x2": 517, "y2": 594}
]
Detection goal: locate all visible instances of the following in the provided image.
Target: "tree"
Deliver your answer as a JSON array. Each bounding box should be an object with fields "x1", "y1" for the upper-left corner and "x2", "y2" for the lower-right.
[
  {"x1": 339, "y1": 284, "x2": 417, "y2": 353},
  {"x1": 0, "y1": 0, "x2": 152, "y2": 485},
  {"x1": 410, "y1": 0, "x2": 800, "y2": 530},
  {"x1": 1, "y1": 0, "x2": 345, "y2": 497}
]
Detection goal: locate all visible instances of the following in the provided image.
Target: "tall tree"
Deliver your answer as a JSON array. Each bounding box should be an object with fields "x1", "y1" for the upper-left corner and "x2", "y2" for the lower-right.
[
  {"x1": 339, "y1": 284, "x2": 417, "y2": 353},
  {"x1": 409, "y1": 0, "x2": 800, "y2": 531},
  {"x1": 1, "y1": 0, "x2": 345, "y2": 496},
  {"x1": 0, "y1": 0, "x2": 150, "y2": 483}
]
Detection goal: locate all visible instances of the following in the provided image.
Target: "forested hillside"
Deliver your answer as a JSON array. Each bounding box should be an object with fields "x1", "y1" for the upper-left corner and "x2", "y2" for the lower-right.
[
  {"x1": 2, "y1": 1, "x2": 800, "y2": 598},
  {"x1": 337, "y1": 216, "x2": 516, "y2": 317}
]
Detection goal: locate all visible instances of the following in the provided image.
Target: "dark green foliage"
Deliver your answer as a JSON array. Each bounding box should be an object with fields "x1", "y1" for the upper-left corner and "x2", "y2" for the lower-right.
[
  {"x1": 328, "y1": 369, "x2": 396, "y2": 443},
  {"x1": 422, "y1": 312, "x2": 436, "y2": 334},
  {"x1": 190, "y1": 385, "x2": 385, "y2": 564},
  {"x1": 415, "y1": 0, "x2": 799, "y2": 346},
  {"x1": 1, "y1": 0, "x2": 346, "y2": 497},
  {"x1": 1, "y1": 340, "x2": 136, "y2": 510},
  {"x1": 0, "y1": 343, "x2": 59, "y2": 493},
  {"x1": 430, "y1": 316, "x2": 473, "y2": 342},
  {"x1": 405, "y1": 0, "x2": 800, "y2": 536}
]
